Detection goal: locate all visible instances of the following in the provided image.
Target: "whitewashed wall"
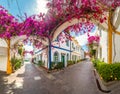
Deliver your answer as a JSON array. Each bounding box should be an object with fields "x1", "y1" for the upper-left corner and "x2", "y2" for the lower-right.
[
  {"x1": 98, "y1": 30, "x2": 108, "y2": 63},
  {"x1": 97, "y1": 30, "x2": 120, "y2": 63},
  {"x1": 0, "y1": 56, "x2": 7, "y2": 71},
  {"x1": 112, "y1": 33, "x2": 120, "y2": 62},
  {"x1": 0, "y1": 39, "x2": 8, "y2": 71},
  {"x1": 34, "y1": 47, "x2": 48, "y2": 68},
  {"x1": 34, "y1": 32, "x2": 82, "y2": 68}
]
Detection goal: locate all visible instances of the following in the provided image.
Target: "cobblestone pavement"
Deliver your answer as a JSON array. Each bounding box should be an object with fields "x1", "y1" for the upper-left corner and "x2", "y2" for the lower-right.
[{"x1": 0, "y1": 61, "x2": 106, "y2": 94}]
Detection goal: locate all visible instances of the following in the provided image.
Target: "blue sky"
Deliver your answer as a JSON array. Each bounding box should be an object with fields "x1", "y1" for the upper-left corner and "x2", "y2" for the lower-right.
[
  {"x1": 71, "y1": 25, "x2": 97, "y2": 52},
  {"x1": 0, "y1": 0, "x2": 48, "y2": 20}
]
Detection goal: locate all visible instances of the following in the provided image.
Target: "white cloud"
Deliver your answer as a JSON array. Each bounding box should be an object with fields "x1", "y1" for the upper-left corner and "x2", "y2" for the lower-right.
[
  {"x1": 24, "y1": 45, "x2": 33, "y2": 51},
  {"x1": 36, "y1": 0, "x2": 48, "y2": 14},
  {"x1": 76, "y1": 30, "x2": 97, "y2": 46}
]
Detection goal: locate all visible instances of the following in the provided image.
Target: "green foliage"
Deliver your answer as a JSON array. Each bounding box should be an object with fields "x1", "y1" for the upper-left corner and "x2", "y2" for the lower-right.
[
  {"x1": 51, "y1": 62, "x2": 56, "y2": 69},
  {"x1": 92, "y1": 59, "x2": 120, "y2": 82},
  {"x1": 77, "y1": 59, "x2": 82, "y2": 63},
  {"x1": 54, "y1": 62, "x2": 64, "y2": 69},
  {"x1": 38, "y1": 60, "x2": 44, "y2": 66},
  {"x1": 18, "y1": 47, "x2": 23, "y2": 55},
  {"x1": 11, "y1": 58, "x2": 23, "y2": 70},
  {"x1": 67, "y1": 60, "x2": 74, "y2": 66},
  {"x1": 76, "y1": 59, "x2": 86, "y2": 63},
  {"x1": 90, "y1": 49, "x2": 96, "y2": 56}
]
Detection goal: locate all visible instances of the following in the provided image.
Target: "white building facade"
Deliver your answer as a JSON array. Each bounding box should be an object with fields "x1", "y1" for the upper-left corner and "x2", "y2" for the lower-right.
[
  {"x1": 97, "y1": 6, "x2": 120, "y2": 63},
  {"x1": 34, "y1": 32, "x2": 85, "y2": 69},
  {"x1": 0, "y1": 39, "x2": 8, "y2": 71}
]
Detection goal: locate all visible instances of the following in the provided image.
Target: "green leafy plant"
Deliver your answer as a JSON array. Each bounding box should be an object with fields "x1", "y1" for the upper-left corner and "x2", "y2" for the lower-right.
[
  {"x1": 51, "y1": 62, "x2": 56, "y2": 69},
  {"x1": 11, "y1": 58, "x2": 23, "y2": 71},
  {"x1": 67, "y1": 60, "x2": 74, "y2": 66},
  {"x1": 54, "y1": 62, "x2": 64, "y2": 69},
  {"x1": 92, "y1": 59, "x2": 120, "y2": 82},
  {"x1": 38, "y1": 60, "x2": 44, "y2": 66},
  {"x1": 18, "y1": 47, "x2": 23, "y2": 56}
]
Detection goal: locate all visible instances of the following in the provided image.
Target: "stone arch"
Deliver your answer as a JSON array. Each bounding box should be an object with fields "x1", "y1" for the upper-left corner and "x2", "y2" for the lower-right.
[
  {"x1": 10, "y1": 35, "x2": 48, "y2": 47},
  {"x1": 0, "y1": 39, "x2": 7, "y2": 47},
  {"x1": 51, "y1": 18, "x2": 108, "y2": 41},
  {"x1": 10, "y1": 35, "x2": 27, "y2": 47}
]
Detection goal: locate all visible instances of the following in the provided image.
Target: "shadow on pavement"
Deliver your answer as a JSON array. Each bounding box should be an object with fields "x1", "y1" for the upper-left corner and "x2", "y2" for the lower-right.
[
  {"x1": 0, "y1": 71, "x2": 22, "y2": 94},
  {"x1": 0, "y1": 71, "x2": 23, "y2": 94}
]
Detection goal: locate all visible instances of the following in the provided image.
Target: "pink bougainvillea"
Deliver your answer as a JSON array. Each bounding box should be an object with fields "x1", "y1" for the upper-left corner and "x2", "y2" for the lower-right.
[
  {"x1": 87, "y1": 35, "x2": 100, "y2": 44},
  {"x1": 0, "y1": 0, "x2": 120, "y2": 48},
  {"x1": 0, "y1": 6, "x2": 19, "y2": 39}
]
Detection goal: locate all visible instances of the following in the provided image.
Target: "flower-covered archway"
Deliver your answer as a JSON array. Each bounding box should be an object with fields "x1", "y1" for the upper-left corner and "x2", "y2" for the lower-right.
[
  {"x1": 51, "y1": 17, "x2": 107, "y2": 41},
  {"x1": 1, "y1": 0, "x2": 120, "y2": 73}
]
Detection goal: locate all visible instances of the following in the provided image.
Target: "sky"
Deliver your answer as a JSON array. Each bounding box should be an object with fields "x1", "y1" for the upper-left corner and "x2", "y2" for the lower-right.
[
  {"x1": 0, "y1": 0, "x2": 48, "y2": 55},
  {"x1": 0, "y1": 0, "x2": 96, "y2": 52},
  {"x1": 71, "y1": 26, "x2": 97, "y2": 52},
  {"x1": 0, "y1": 0, "x2": 48, "y2": 20}
]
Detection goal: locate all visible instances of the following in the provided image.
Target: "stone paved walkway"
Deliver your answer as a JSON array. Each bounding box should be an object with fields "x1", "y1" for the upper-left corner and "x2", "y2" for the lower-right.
[{"x1": 0, "y1": 61, "x2": 106, "y2": 94}]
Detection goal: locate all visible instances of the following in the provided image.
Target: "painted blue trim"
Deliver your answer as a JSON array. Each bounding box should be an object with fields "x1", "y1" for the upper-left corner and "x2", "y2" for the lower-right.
[
  {"x1": 49, "y1": 40, "x2": 52, "y2": 70},
  {"x1": 35, "y1": 46, "x2": 48, "y2": 54},
  {"x1": 52, "y1": 46, "x2": 72, "y2": 52}
]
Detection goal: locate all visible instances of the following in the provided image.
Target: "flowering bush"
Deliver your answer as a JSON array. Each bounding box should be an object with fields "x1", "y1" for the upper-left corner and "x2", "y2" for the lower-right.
[
  {"x1": 0, "y1": 6, "x2": 19, "y2": 39},
  {"x1": 87, "y1": 35, "x2": 100, "y2": 58},
  {"x1": 92, "y1": 59, "x2": 120, "y2": 82},
  {"x1": 87, "y1": 35, "x2": 100, "y2": 44}
]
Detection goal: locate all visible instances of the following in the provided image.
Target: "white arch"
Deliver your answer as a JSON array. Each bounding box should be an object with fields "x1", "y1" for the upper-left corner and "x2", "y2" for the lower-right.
[
  {"x1": 113, "y1": 7, "x2": 120, "y2": 28},
  {"x1": 11, "y1": 35, "x2": 27, "y2": 47},
  {"x1": 51, "y1": 18, "x2": 108, "y2": 41},
  {"x1": 10, "y1": 35, "x2": 49, "y2": 47},
  {"x1": 0, "y1": 39, "x2": 7, "y2": 47}
]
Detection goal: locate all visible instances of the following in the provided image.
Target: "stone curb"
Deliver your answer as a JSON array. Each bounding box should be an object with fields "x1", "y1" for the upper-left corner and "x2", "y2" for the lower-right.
[{"x1": 93, "y1": 69, "x2": 111, "y2": 93}]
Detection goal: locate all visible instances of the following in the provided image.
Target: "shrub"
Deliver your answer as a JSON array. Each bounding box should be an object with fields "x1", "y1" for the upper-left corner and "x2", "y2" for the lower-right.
[
  {"x1": 77, "y1": 60, "x2": 81, "y2": 63},
  {"x1": 67, "y1": 60, "x2": 74, "y2": 66},
  {"x1": 54, "y1": 62, "x2": 64, "y2": 69},
  {"x1": 73, "y1": 61, "x2": 76, "y2": 64},
  {"x1": 92, "y1": 59, "x2": 120, "y2": 82},
  {"x1": 51, "y1": 62, "x2": 56, "y2": 69},
  {"x1": 38, "y1": 60, "x2": 44, "y2": 66},
  {"x1": 18, "y1": 47, "x2": 23, "y2": 56},
  {"x1": 11, "y1": 58, "x2": 23, "y2": 70}
]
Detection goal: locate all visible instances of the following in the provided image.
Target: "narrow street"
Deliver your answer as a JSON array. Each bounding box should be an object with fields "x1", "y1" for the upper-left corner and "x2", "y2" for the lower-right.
[{"x1": 0, "y1": 61, "x2": 103, "y2": 94}]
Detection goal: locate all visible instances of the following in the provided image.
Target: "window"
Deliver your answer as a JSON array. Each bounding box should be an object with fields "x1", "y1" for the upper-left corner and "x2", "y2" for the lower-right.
[
  {"x1": 66, "y1": 40, "x2": 69, "y2": 47},
  {"x1": 67, "y1": 53, "x2": 69, "y2": 61},
  {"x1": 40, "y1": 54, "x2": 42, "y2": 61},
  {"x1": 72, "y1": 43, "x2": 75, "y2": 49},
  {"x1": 54, "y1": 52, "x2": 59, "y2": 63}
]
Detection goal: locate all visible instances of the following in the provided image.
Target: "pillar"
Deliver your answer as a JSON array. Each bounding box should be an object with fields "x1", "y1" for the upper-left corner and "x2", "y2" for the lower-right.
[{"x1": 7, "y1": 39, "x2": 12, "y2": 74}]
